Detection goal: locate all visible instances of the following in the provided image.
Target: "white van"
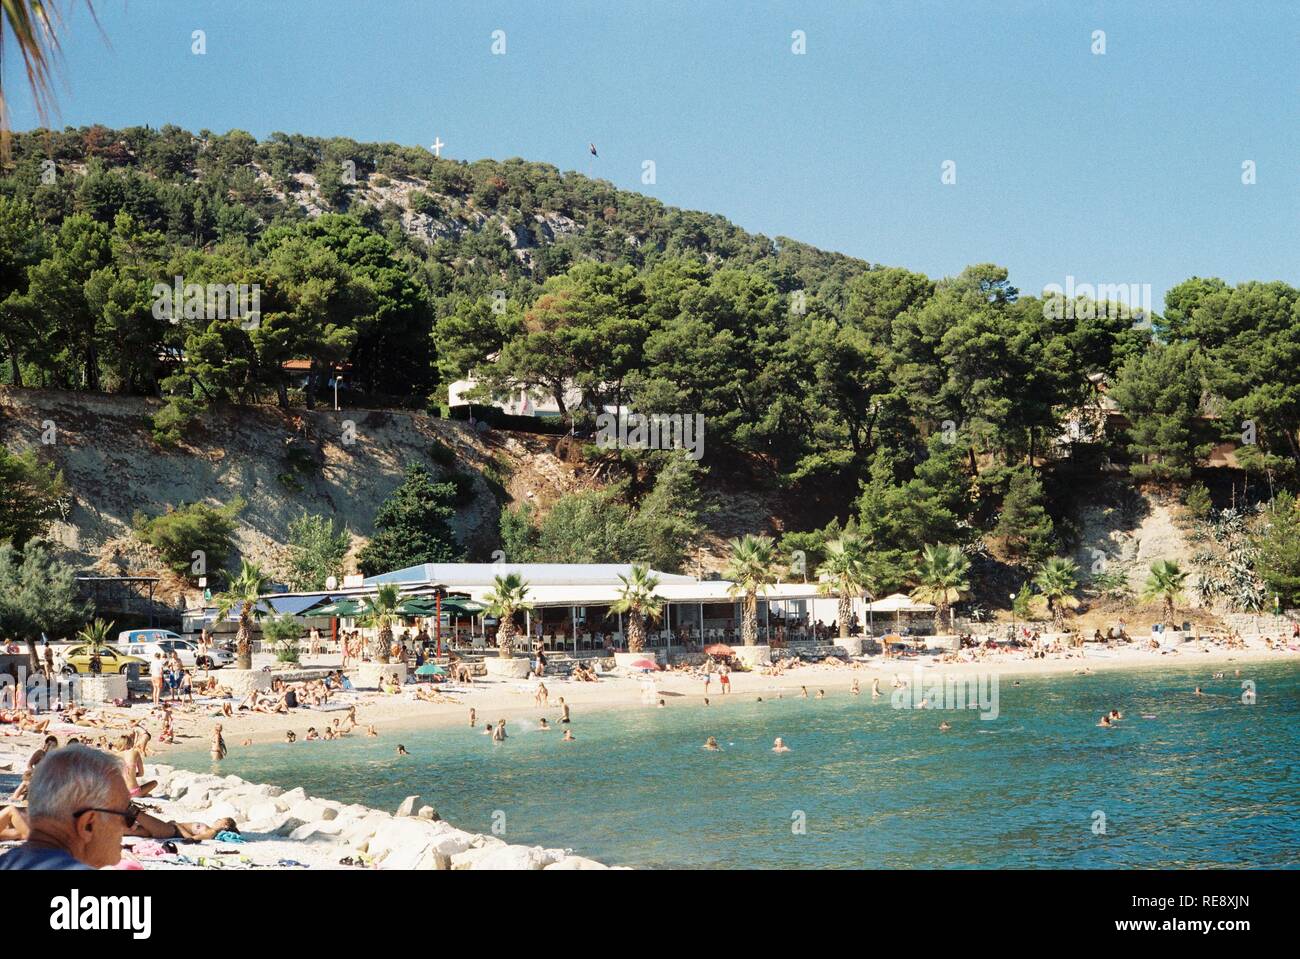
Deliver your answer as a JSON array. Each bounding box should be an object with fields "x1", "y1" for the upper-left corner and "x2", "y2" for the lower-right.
[{"x1": 116, "y1": 629, "x2": 234, "y2": 669}]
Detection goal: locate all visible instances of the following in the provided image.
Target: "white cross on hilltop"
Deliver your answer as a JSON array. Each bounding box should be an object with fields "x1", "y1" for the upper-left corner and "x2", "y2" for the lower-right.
[{"x1": 431, "y1": 137, "x2": 445, "y2": 158}]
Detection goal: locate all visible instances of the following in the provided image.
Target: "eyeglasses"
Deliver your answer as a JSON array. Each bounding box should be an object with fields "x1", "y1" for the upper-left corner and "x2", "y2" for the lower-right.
[{"x1": 72, "y1": 805, "x2": 139, "y2": 827}]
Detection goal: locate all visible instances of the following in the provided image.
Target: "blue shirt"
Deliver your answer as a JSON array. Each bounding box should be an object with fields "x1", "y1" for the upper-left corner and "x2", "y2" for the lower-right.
[{"x1": 0, "y1": 844, "x2": 94, "y2": 870}]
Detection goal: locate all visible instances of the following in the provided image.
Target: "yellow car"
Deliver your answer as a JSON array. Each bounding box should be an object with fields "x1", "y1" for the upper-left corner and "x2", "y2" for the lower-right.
[{"x1": 59, "y1": 644, "x2": 148, "y2": 677}]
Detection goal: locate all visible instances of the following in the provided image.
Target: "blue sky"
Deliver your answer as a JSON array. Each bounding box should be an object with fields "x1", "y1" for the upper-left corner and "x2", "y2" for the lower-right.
[{"x1": 7, "y1": 0, "x2": 1297, "y2": 311}]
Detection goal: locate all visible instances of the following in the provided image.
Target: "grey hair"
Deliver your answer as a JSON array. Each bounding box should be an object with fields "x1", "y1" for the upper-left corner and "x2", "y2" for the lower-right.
[{"x1": 27, "y1": 744, "x2": 125, "y2": 821}]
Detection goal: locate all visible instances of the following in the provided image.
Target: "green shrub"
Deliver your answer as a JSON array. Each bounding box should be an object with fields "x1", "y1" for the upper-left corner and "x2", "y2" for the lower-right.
[{"x1": 133, "y1": 499, "x2": 243, "y2": 581}]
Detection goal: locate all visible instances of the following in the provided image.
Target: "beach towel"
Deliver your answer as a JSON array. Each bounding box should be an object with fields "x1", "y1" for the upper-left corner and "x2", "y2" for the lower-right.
[{"x1": 214, "y1": 831, "x2": 245, "y2": 844}]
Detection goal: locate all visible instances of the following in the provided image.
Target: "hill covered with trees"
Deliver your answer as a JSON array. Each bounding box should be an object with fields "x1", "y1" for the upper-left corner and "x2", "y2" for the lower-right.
[{"x1": 2, "y1": 124, "x2": 1299, "y2": 611}]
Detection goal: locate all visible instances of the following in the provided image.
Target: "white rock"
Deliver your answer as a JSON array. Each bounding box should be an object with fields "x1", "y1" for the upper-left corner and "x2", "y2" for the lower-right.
[
  {"x1": 246, "y1": 801, "x2": 280, "y2": 825},
  {"x1": 544, "y1": 856, "x2": 609, "y2": 870},
  {"x1": 417, "y1": 805, "x2": 439, "y2": 820},
  {"x1": 469, "y1": 844, "x2": 562, "y2": 870},
  {"x1": 202, "y1": 801, "x2": 241, "y2": 823},
  {"x1": 395, "y1": 795, "x2": 422, "y2": 817},
  {"x1": 368, "y1": 818, "x2": 440, "y2": 869}
]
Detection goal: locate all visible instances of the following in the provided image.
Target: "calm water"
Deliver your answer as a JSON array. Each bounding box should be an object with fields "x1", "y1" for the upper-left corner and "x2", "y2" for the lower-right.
[{"x1": 170, "y1": 662, "x2": 1300, "y2": 868}]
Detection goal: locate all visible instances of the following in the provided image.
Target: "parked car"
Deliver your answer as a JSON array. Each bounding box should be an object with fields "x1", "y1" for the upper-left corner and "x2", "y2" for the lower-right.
[
  {"x1": 59, "y1": 644, "x2": 148, "y2": 676},
  {"x1": 118, "y1": 637, "x2": 233, "y2": 670},
  {"x1": 117, "y1": 628, "x2": 186, "y2": 646}
]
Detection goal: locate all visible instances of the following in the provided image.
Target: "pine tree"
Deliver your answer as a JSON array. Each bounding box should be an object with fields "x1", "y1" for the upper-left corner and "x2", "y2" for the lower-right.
[
  {"x1": 357, "y1": 464, "x2": 461, "y2": 575},
  {"x1": 993, "y1": 466, "x2": 1055, "y2": 565}
]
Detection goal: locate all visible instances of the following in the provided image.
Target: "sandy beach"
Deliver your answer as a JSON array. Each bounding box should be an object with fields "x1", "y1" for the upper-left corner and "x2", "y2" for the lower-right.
[{"x1": 4, "y1": 637, "x2": 1295, "y2": 870}]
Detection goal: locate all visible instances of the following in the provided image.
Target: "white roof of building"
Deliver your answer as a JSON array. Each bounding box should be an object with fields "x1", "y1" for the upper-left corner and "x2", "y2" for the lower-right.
[
  {"x1": 363, "y1": 563, "x2": 822, "y2": 608},
  {"x1": 366, "y1": 563, "x2": 697, "y2": 589},
  {"x1": 461, "y1": 579, "x2": 822, "y2": 608}
]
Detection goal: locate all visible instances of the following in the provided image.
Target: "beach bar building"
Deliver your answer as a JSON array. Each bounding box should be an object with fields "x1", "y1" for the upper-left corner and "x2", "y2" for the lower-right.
[{"x1": 363, "y1": 563, "x2": 823, "y2": 654}]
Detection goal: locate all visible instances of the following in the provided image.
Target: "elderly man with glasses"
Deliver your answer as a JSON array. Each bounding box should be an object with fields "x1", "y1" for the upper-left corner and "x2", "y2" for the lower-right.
[{"x1": 0, "y1": 743, "x2": 134, "y2": 870}]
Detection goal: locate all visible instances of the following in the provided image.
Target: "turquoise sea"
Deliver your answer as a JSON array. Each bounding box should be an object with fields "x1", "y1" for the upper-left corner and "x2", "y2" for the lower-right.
[{"x1": 169, "y1": 661, "x2": 1300, "y2": 868}]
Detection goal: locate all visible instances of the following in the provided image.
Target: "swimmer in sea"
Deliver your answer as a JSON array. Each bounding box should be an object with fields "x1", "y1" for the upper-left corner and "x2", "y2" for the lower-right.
[
  {"x1": 703, "y1": 698, "x2": 710, "y2": 706},
  {"x1": 493, "y1": 719, "x2": 507, "y2": 741},
  {"x1": 1194, "y1": 686, "x2": 1204, "y2": 696},
  {"x1": 800, "y1": 686, "x2": 808, "y2": 699},
  {"x1": 657, "y1": 699, "x2": 666, "y2": 708},
  {"x1": 396, "y1": 744, "x2": 409, "y2": 756},
  {"x1": 285, "y1": 731, "x2": 297, "y2": 743},
  {"x1": 562, "y1": 729, "x2": 575, "y2": 742},
  {"x1": 539, "y1": 717, "x2": 551, "y2": 731},
  {"x1": 852, "y1": 679, "x2": 860, "y2": 696},
  {"x1": 756, "y1": 696, "x2": 763, "y2": 703},
  {"x1": 1109, "y1": 709, "x2": 1122, "y2": 721},
  {"x1": 939, "y1": 721, "x2": 951, "y2": 732},
  {"x1": 816, "y1": 689, "x2": 825, "y2": 699},
  {"x1": 704, "y1": 736, "x2": 721, "y2": 751},
  {"x1": 483, "y1": 723, "x2": 494, "y2": 737},
  {"x1": 366, "y1": 724, "x2": 378, "y2": 736},
  {"x1": 772, "y1": 738, "x2": 790, "y2": 753},
  {"x1": 1098, "y1": 714, "x2": 1112, "y2": 727},
  {"x1": 871, "y1": 678, "x2": 881, "y2": 698}
]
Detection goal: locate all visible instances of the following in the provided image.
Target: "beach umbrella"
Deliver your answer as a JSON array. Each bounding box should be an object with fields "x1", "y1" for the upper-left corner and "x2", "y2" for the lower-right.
[
  {"x1": 703, "y1": 643, "x2": 732, "y2": 657},
  {"x1": 415, "y1": 662, "x2": 446, "y2": 677},
  {"x1": 396, "y1": 598, "x2": 438, "y2": 616},
  {"x1": 628, "y1": 657, "x2": 660, "y2": 671},
  {"x1": 312, "y1": 599, "x2": 361, "y2": 617}
]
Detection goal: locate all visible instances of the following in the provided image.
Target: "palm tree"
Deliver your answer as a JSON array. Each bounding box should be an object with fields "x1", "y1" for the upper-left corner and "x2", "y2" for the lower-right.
[
  {"x1": 724, "y1": 534, "x2": 779, "y2": 646},
  {"x1": 1142, "y1": 559, "x2": 1187, "y2": 628},
  {"x1": 74, "y1": 616, "x2": 113, "y2": 648},
  {"x1": 817, "y1": 537, "x2": 870, "y2": 640},
  {"x1": 359, "y1": 583, "x2": 401, "y2": 664},
  {"x1": 214, "y1": 560, "x2": 270, "y2": 670},
  {"x1": 0, "y1": 2, "x2": 99, "y2": 148},
  {"x1": 910, "y1": 544, "x2": 971, "y2": 633},
  {"x1": 611, "y1": 565, "x2": 663, "y2": 654},
  {"x1": 1033, "y1": 557, "x2": 1080, "y2": 630},
  {"x1": 482, "y1": 573, "x2": 532, "y2": 658}
]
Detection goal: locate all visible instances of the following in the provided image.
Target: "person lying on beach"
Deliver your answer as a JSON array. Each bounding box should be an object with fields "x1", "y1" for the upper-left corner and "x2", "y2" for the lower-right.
[
  {"x1": 113, "y1": 736, "x2": 157, "y2": 797},
  {"x1": 128, "y1": 809, "x2": 240, "y2": 842},
  {"x1": 772, "y1": 738, "x2": 790, "y2": 753},
  {"x1": 0, "y1": 804, "x2": 28, "y2": 841}
]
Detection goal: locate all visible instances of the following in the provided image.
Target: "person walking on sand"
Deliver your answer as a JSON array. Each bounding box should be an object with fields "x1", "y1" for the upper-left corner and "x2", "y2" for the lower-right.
[
  {"x1": 719, "y1": 666, "x2": 730, "y2": 695},
  {"x1": 535, "y1": 682, "x2": 549, "y2": 707}
]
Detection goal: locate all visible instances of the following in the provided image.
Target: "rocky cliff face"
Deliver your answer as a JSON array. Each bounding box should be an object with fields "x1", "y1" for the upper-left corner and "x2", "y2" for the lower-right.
[{"x1": 0, "y1": 386, "x2": 581, "y2": 600}]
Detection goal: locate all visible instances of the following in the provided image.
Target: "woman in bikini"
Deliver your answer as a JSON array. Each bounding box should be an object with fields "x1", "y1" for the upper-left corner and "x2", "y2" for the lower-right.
[
  {"x1": 129, "y1": 809, "x2": 240, "y2": 841},
  {"x1": 113, "y1": 735, "x2": 157, "y2": 797},
  {"x1": 0, "y1": 804, "x2": 29, "y2": 841}
]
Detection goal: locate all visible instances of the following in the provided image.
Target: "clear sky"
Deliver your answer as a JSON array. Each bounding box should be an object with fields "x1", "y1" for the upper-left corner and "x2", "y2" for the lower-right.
[{"x1": 6, "y1": 0, "x2": 1297, "y2": 311}]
